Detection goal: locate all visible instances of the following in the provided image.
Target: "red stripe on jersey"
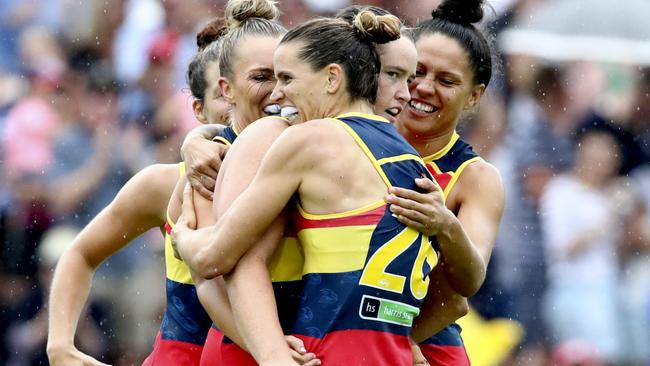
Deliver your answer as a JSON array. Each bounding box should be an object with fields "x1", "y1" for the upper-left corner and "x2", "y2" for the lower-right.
[
  {"x1": 420, "y1": 344, "x2": 471, "y2": 366},
  {"x1": 295, "y1": 205, "x2": 386, "y2": 229},
  {"x1": 200, "y1": 327, "x2": 224, "y2": 366},
  {"x1": 164, "y1": 222, "x2": 172, "y2": 235},
  {"x1": 142, "y1": 331, "x2": 203, "y2": 366},
  {"x1": 431, "y1": 171, "x2": 453, "y2": 191},
  {"x1": 219, "y1": 342, "x2": 257, "y2": 366},
  {"x1": 296, "y1": 329, "x2": 412, "y2": 366}
]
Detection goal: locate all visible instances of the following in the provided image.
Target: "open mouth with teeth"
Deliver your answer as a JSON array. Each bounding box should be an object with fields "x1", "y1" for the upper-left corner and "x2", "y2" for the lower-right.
[
  {"x1": 281, "y1": 106, "x2": 299, "y2": 121},
  {"x1": 409, "y1": 100, "x2": 438, "y2": 114},
  {"x1": 263, "y1": 104, "x2": 281, "y2": 116},
  {"x1": 384, "y1": 107, "x2": 402, "y2": 117}
]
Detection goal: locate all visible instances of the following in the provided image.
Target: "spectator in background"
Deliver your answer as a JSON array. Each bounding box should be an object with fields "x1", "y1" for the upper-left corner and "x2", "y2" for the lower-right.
[
  {"x1": 5, "y1": 226, "x2": 116, "y2": 366},
  {"x1": 540, "y1": 128, "x2": 626, "y2": 363}
]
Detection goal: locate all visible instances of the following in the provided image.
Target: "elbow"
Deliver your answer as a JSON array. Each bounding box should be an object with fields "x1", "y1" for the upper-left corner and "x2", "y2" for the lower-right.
[
  {"x1": 453, "y1": 298, "x2": 469, "y2": 319},
  {"x1": 447, "y1": 263, "x2": 486, "y2": 298}
]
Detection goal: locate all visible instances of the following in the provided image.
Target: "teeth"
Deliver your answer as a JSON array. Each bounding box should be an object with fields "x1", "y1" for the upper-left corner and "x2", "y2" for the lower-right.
[
  {"x1": 385, "y1": 108, "x2": 400, "y2": 117},
  {"x1": 263, "y1": 104, "x2": 281, "y2": 115},
  {"x1": 410, "y1": 101, "x2": 434, "y2": 113},
  {"x1": 281, "y1": 106, "x2": 299, "y2": 119}
]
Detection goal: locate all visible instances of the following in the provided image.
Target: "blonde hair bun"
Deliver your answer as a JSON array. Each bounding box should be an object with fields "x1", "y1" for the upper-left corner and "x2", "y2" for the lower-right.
[
  {"x1": 352, "y1": 10, "x2": 401, "y2": 44},
  {"x1": 225, "y1": 0, "x2": 280, "y2": 28}
]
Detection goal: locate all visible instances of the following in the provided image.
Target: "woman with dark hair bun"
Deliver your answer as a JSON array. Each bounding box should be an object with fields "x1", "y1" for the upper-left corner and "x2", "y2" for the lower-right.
[
  {"x1": 385, "y1": 0, "x2": 504, "y2": 365},
  {"x1": 46, "y1": 18, "x2": 231, "y2": 366},
  {"x1": 173, "y1": 11, "x2": 447, "y2": 366}
]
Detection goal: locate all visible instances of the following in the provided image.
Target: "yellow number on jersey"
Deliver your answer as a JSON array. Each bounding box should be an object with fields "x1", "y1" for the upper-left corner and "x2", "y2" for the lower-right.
[
  {"x1": 410, "y1": 235, "x2": 438, "y2": 300},
  {"x1": 359, "y1": 227, "x2": 437, "y2": 299}
]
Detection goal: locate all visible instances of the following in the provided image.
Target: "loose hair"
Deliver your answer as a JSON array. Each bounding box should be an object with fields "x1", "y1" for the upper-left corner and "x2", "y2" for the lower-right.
[
  {"x1": 281, "y1": 11, "x2": 401, "y2": 103},
  {"x1": 413, "y1": 0, "x2": 494, "y2": 87}
]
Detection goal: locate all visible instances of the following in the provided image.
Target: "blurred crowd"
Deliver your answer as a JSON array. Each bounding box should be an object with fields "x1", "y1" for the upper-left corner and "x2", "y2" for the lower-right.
[{"x1": 0, "y1": 0, "x2": 648, "y2": 365}]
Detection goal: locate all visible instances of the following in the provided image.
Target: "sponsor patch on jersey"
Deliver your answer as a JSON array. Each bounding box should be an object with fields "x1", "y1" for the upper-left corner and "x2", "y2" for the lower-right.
[{"x1": 359, "y1": 295, "x2": 419, "y2": 327}]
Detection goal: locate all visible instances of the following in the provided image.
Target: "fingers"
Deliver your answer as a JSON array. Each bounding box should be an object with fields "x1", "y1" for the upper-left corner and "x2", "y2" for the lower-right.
[
  {"x1": 385, "y1": 193, "x2": 428, "y2": 213},
  {"x1": 181, "y1": 183, "x2": 197, "y2": 230},
  {"x1": 390, "y1": 204, "x2": 432, "y2": 227},
  {"x1": 388, "y1": 185, "x2": 429, "y2": 202},
  {"x1": 79, "y1": 353, "x2": 111, "y2": 366},
  {"x1": 290, "y1": 350, "x2": 320, "y2": 366},
  {"x1": 286, "y1": 336, "x2": 321, "y2": 365},
  {"x1": 285, "y1": 335, "x2": 307, "y2": 354},
  {"x1": 415, "y1": 177, "x2": 442, "y2": 193},
  {"x1": 392, "y1": 212, "x2": 431, "y2": 236},
  {"x1": 188, "y1": 174, "x2": 215, "y2": 201},
  {"x1": 194, "y1": 183, "x2": 214, "y2": 201}
]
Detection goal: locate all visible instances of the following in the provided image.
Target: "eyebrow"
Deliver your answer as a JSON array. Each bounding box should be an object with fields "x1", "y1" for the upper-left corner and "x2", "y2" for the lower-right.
[
  {"x1": 276, "y1": 70, "x2": 292, "y2": 79},
  {"x1": 248, "y1": 67, "x2": 273, "y2": 74},
  {"x1": 385, "y1": 66, "x2": 409, "y2": 75}
]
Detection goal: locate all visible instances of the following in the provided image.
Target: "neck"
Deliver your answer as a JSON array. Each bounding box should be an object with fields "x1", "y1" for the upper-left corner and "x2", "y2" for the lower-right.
[
  {"x1": 397, "y1": 124, "x2": 457, "y2": 157},
  {"x1": 232, "y1": 114, "x2": 248, "y2": 134},
  {"x1": 322, "y1": 97, "x2": 375, "y2": 120}
]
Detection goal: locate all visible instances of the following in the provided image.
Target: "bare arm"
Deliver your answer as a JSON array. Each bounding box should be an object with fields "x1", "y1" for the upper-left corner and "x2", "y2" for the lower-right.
[
  {"x1": 410, "y1": 266, "x2": 468, "y2": 342},
  {"x1": 47, "y1": 164, "x2": 177, "y2": 365},
  {"x1": 387, "y1": 162, "x2": 504, "y2": 297}
]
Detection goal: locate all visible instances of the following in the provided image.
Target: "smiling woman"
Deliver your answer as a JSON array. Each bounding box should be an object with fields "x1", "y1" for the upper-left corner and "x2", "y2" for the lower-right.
[{"x1": 385, "y1": 1, "x2": 505, "y2": 365}]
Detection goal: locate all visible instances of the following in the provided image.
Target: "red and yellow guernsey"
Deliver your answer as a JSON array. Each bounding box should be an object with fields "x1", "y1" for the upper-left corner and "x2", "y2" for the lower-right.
[
  {"x1": 290, "y1": 112, "x2": 438, "y2": 365},
  {"x1": 419, "y1": 131, "x2": 481, "y2": 366},
  {"x1": 142, "y1": 162, "x2": 212, "y2": 366}
]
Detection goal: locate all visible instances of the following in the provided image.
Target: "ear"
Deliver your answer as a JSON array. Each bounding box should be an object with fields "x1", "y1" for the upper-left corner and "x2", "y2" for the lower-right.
[
  {"x1": 218, "y1": 77, "x2": 235, "y2": 104},
  {"x1": 465, "y1": 83, "x2": 486, "y2": 109},
  {"x1": 325, "y1": 63, "x2": 344, "y2": 95},
  {"x1": 192, "y1": 99, "x2": 208, "y2": 124}
]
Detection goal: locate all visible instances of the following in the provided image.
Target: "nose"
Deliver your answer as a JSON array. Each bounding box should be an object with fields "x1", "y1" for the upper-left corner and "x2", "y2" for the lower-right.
[
  {"x1": 270, "y1": 83, "x2": 284, "y2": 103},
  {"x1": 414, "y1": 77, "x2": 435, "y2": 98},
  {"x1": 395, "y1": 82, "x2": 411, "y2": 105}
]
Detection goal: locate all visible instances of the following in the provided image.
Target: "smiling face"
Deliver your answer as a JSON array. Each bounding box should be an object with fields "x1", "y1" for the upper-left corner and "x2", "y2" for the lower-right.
[
  {"x1": 375, "y1": 37, "x2": 417, "y2": 123},
  {"x1": 271, "y1": 41, "x2": 330, "y2": 123},
  {"x1": 222, "y1": 35, "x2": 281, "y2": 126},
  {"x1": 397, "y1": 33, "x2": 485, "y2": 136}
]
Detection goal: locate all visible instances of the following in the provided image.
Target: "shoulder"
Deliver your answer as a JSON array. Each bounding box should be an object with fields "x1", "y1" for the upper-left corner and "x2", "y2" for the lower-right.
[
  {"x1": 129, "y1": 163, "x2": 180, "y2": 196},
  {"x1": 457, "y1": 159, "x2": 504, "y2": 205},
  {"x1": 463, "y1": 159, "x2": 502, "y2": 185},
  {"x1": 113, "y1": 163, "x2": 180, "y2": 219},
  {"x1": 231, "y1": 117, "x2": 290, "y2": 150},
  {"x1": 281, "y1": 118, "x2": 345, "y2": 145}
]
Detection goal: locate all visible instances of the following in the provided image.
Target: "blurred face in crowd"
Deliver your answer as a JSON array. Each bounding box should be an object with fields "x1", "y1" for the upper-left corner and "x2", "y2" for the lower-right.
[
  {"x1": 193, "y1": 61, "x2": 230, "y2": 125},
  {"x1": 575, "y1": 131, "x2": 621, "y2": 186},
  {"x1": 220, "y1": 35, "x2": 281, "y2": 126},
  {"x1": 374, "y1": 37, "x2": 417, "y2": 123},
  {"x1": 398, "y1": 33, "x2": 484, "y2": 136}
]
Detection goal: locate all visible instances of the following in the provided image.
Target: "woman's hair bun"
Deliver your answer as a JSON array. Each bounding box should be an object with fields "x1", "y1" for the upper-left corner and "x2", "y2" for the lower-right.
[
  {"x1": 432, "y1": 0, "x2": 485, "y2": 26},
  {"x1": 196, "y1": 17, "x2": 228, "y2": 51},
  {"x1": 225, "y1": 0, "x2": 280, "y2": 28},
  {"x1": 352, "y1": 10, "x2": 401, "y2": 44}
]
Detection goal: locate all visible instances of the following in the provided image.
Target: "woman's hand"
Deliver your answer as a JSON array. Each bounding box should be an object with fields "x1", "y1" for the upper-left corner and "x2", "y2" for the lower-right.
[
  {"x1": 181, "y1": 128, "x2": 229, "y2": 200},
  {"x1": 285, "y1": 335, "x2": 321, "y2": 365},
  {"x1": 385, "y1": 177, "x2": 454, "y2": 236}
]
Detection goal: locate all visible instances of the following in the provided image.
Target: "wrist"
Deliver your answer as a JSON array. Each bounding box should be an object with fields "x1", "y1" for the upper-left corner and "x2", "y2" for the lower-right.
[
  {"x1": 438, "y1": 211, "x2": 460, "y2": 240},
  {"x1": 46, "y1": 340, "x2": 74, "y2": 356}
]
